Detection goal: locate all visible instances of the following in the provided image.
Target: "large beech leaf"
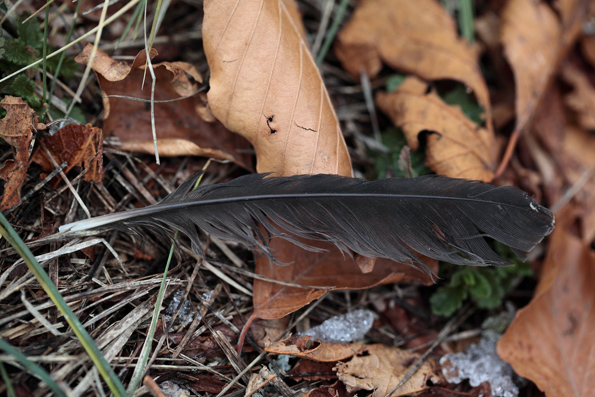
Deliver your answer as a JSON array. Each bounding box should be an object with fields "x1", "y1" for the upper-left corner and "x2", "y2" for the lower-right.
[
  {"x1": 498, "y1": 208, "x2": 595, "y2": 396},
  {"x1": 335, "y1": 0, "x2": 491, "y2": 128},
  {"x1": 376, "y1": 77, "x2": 496, "y2": 182},
  {"x1": 202, "y1": 0, "x2": 435, "y2": 320},
  {"x1": 203, "y1": 0, "x2": 351, "y2": 176}
]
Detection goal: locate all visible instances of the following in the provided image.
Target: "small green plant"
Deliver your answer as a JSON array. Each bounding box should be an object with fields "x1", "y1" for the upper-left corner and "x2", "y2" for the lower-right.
[
  {"x1": 374, "y1": 128, "x2": 431, "y2": 179},
  {"x1": 0, "y1": 15, "x2": 79, "y2": 115},
  {"x1": 430, "y1": 243, "x2": 534, "y2": 316}
]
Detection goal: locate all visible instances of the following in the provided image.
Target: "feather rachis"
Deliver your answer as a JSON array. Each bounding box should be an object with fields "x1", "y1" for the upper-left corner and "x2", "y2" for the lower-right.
[{"x1": 59, "y1": 173, "x2": 555, "y2": 273}]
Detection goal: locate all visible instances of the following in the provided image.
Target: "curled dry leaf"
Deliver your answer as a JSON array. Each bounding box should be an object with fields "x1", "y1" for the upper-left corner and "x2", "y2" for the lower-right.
[
  {"x1": 376, "y1": 77, "x2": 495, "y2": 181},
  {"x1": 335, "y1": 0, "x2": 491, "y2": 127},
  {"x1": 203, "y1": 0, "x2": 436, "y2": 320},
  {"x1": 335, "y1": 344, "x2": 438, "y2": 397},
  {"x1": 0, "y1": 96, "x2": 35, "y2": 210},
  {"x1": 265, "y1": 335, "x2": 365, "y2": 362},
  {"x1": 74, "y1": 44, "x2": 252, "y2": 168},
  {"x1": 501, "y1": 0, "x2": 561, "y2": 131},
  {"x1": 31, "y1": 124, "x2": 104, "y2": 187},
  {"x1": 498, "y1": 208, "x2": 595, "y2": 396}
]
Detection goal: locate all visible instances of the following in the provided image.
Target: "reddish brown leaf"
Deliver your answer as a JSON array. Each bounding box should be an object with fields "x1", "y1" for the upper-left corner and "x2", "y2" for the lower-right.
[
  {"x1": 74, "y1": 44, "x2": 252, "y2": 168},
  {"x1": 303, "y1": 381, "x2": 348, "y2": 397},
  {"x1": 335, "y1": 0, "x2": 491, "y2": 127},
  {"x1": 253, "y1": 237, "x2": 437, "y2": 320},
  {"x1": 498, "y1": 208, "x2": 595, "y2": 396},
  {"x1": 376, "y1": 77, "x2": 496, "y2": 181},
  {"x1": 335, "y1": 344, "x2": 438, "y2": 397},
  {"x1": 265, "y1": 335, "x2": 365, "y2": 362},
  {"x1": 31, "y1": 124, "x2": 104, "y2": 187},
  {"x1": 289, "y1": 359, "x2": 337, "y2": 382},
  {"x1": 0, "y1": 96, "x2": 35, "y2": 210}
]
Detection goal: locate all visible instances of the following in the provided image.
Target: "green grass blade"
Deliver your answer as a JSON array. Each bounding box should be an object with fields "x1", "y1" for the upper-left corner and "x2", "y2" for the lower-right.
[
  {"x1": 0, "y1": 213, "x2": 128, "y2": 396},
  {"x1": 0, "y1": 339, "x2": 65, "y2": 397},
  {"x1": 315, "y1": 0, "x2": 349, "y2": 66},
  {"x1": 127, "y1": 231, "x2": 178, "y2": 394}
]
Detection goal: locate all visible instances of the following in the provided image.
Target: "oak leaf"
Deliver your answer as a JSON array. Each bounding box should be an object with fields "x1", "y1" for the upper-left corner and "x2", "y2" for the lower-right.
[
  {"x1": 0, "y1": 96, "x2": 35, "y2": 210},
  {"x1": 498, "y1": 208, "x2": 595, "y2": 396},
  {"x1": 376, "y1": 77, "x2": 495, "y2": 181},
  {"x1": 74, "y1": 44, "x2": 251, "y2": 168},
  {"x1": 335, "y1": 0, "x2": 491, "y2": 128}
]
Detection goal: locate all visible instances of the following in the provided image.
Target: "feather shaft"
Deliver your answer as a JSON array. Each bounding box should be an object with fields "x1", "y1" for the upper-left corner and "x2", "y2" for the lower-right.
[{"x1": 59, "y1": 173, "x2": 555, "y2": 273}]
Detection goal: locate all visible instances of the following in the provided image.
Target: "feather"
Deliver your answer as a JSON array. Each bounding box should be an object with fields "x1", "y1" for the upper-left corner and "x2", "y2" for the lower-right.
[{"x1": 59, "y1": 173, "x2": 554, "y2": 274}]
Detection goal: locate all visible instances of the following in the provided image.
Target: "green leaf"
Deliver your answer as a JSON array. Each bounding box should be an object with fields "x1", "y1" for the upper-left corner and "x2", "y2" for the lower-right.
[
  {"x1": 374, "y1": 129, "x2": 431, "y2": 179},
  {"x1": 467, "y1": 270, "x2": 492, "y2": 300},
  {"x1": 9, "y1": 74, "x2": 36, "y2": 99},
  {"x1": 430, "y1": 286, "x2": 468, "y2": 317},
  {"x1": 49, "y1": 99, "x2": 87, "y2": 125},
  {"x1": 442, "y1": 85, "x2": 484, "y2": 124},
  {"x1": 386, "y1": 74, "x2": 406, "y2": 93},
  {"x1": 2, "y1": 39, "x2": 36, "y2": 65},
  {"x1": 17, "y1": 16, "x2": 43, "y2": 49}
]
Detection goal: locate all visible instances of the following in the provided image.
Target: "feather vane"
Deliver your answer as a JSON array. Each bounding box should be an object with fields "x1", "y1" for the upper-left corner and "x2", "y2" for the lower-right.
[{"x1": 60, "y1": 173, "x2": 555, "y2": 274}]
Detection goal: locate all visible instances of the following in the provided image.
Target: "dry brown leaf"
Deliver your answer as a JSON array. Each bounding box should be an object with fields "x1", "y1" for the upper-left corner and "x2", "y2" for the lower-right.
[
  {"x1": 203, "y1": 0, "x2": 351, "y2": 176},
  {"x1": 376, "y1": 77, "x2": 496, "y2": 181},
  {"x1": 335, "y1": 0, "x2": 491, "y2": 127},
  {"x1": 335, "y1": 344, "x2": 438, "y2": 397},
  {"x1": 265, "y1": 335, "x2": 365, "y2": 362},
  {"x1": 0, "y1": 96, "x2": 35, "y2": 210},
  {"x1": 302, "y1": 381, "x2": 348, "y2": 397},
  {"x1": 560, "y1": 62, "x2": 595, "y2": 130},
  {"x1": 289, "y1": 359, "x2": 337, "y2": 382},
  {"x1": 74, "y1": 44, "x2": 252, "y2": 168},
  {"x1": 498, "y1": 208, "x2": 595, "y2": 396},
  {"x1": 581, "y1": 34, "x2": 595, "y2": 68},
  {"x1": 501, "y1": 0, "x2": 561, "y2": 131},
  {"x1": 31, "y1": 124, "x2": 104, "y2": 187},
  {"x1": 253, "y1": 237, "x2": 437, "y2": 320}
]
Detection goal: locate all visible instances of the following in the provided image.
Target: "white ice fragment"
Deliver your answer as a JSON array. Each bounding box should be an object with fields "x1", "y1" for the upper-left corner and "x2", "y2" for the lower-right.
[
  {"x1": 159, "y1": 380, "x2": 191, "y2": 397},
  {"x1": 165, "y1": 289, "x2": 213, "y2": 329},
  {"x1": 302, "y1": 309, "x2": 374, "y2": 343},
  {"x1": 273, "y1": 354, "x2": 292, "y2": 372},
  {"x1": 441, "y1": 333, "x2": 523, "y2": 397}
]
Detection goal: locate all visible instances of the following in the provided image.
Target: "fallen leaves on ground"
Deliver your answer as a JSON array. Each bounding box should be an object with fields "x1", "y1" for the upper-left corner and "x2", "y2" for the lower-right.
[
  {"x1": 335, "y1": 0, "x2": 491, "y2": 128},
  {"x1": 0, "y1": 96, "x2": 36, "y2": 210},
  {"x1": 335, "y1": 344, "x2": 438, "y2": 397},
  {"x1": 203, "y1": 0, "x2": 436, "y2": 322},
  {"x1": 560, "y1": 62, "x2": 595, "y2": 130},
  {"x1": 265, "y1": 335, "x2": 365, "y2": 362},
  {"x1": 501, "y1": 0, "x2": 561, "y2": 132},
  {"x1": 376, "y1": 77, "x2": 496, "y2": 181},
  {"x1": 498, "y1": 207, "x2": 595, "y2": 396},
  {"x1": 74, "y1": 44, "x2": 252, "y2": 168},
  {"x1": 31, "y1": 123, "x2": 104, "y2": 187}
]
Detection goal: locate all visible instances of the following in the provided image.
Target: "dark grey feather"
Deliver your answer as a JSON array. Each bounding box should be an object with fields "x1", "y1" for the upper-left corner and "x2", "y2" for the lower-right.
[{"x1": 60, "y1": 173, "x2": 555, "y2": 274}]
